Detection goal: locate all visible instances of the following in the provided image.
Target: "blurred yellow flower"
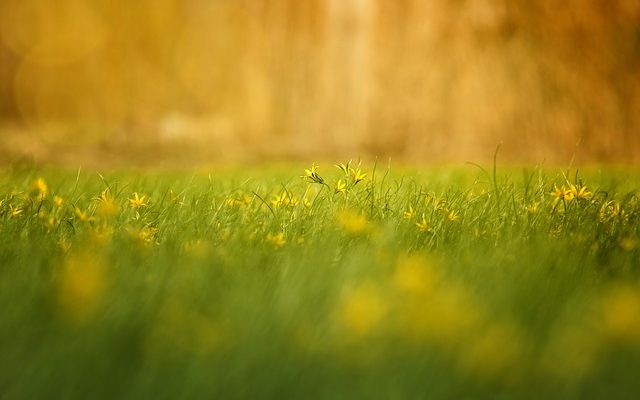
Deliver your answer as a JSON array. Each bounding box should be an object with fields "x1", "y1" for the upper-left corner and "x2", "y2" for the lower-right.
[
  {"x1": 403, "y1": 205, "x2": 416, "y2": 219},
  {"x1": 53, "y1": 195, "x2": 64, "y2": 208},
  {"x1": 398, "y1": 283, "x2": 481, "y2": 347},
  {"x1": 97, "y1": 191, "x2": 120, "y2": 217},
  {"x1": 271, "y1": 191, "x2": 298, "y2": 209},
  {"x1": 620, "y1": 238, "x2": 638, "y2": 252},
  {"x1": 336, "y1": 210, "x2": 370, "y2": 235},
  {"x1": 266, "y1": 232, "x2": 286, "y2": 248},
  {"x1": 601, "y1": 286, "x2": 640, "y2": 344},
  {"x1": 393, "y1": 255, "x2": 439, "y2": 295},
  {"x1": 57, "y1": 252, "x2": 107, "y2": 322},
  {"x1": 74, "y1": 207, "x2": 96, "y2": 223},
  {"x1": 9, "y1": 204, "x2": 23, "y2": 218},
  {"x1": 131, "y1": 226, "x2": 159, "y2": 245},
  {"x1": 31, "y1": 178, "x2": 48, "y2": 200},
  {"x1": 338, "y1": 283, "x2": 388, "y2": 338}
]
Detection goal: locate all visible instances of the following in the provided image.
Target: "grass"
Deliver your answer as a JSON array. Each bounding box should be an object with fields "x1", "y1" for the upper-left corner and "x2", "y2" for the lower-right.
[{"x1": 1, "y1": 161, "x2": 640, "y2": 399}]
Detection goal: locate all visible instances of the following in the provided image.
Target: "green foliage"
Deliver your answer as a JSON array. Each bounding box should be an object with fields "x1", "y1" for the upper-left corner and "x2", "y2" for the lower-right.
[{"x1": 1, "y1": 164, "x2": 640, "y2": 399}]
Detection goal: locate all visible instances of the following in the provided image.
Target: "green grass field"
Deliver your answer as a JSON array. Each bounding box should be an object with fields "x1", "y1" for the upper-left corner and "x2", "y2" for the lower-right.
[{"x1": 1, "y1": 162, "x2": 640, "y2": 399}]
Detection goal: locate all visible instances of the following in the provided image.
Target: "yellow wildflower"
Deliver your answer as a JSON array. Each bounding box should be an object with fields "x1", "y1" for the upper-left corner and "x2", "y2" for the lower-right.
[
  {"x1": 130, "y1": 226, "x2": 159, "y2": 245},
  {"x1": 570, "y1": 184, "x2": 592, "y2": 201},
  {"x1": 338, "y1": 283, "x2": 388, "y2": 338},
  {"x1": 350, "y1": 168, "x2": 367, "y2": 184},
  {"x1": 53, "y1": 195, "x2": 64, "y2": 208},
  {"x1": 266, "y1": 232, "x2": 286, "y2": 248},
  {"x1": 599, "y1": 201, "x2": 626, "y2": 223},
  {"x1": 335, "y1": 179, "x2": 347, "y2": 194},
  {"x1": 415, "y1": 215, "x2": 431, "y2": 233},
  {"x1": 129, "y1": 192, "x2": 148, "y2": 209},
  {"x1": 301, "y1": 163, "x2": 324, "y2": 184},
  {"x1": 620, "y1": 238, "x2": 638, "y2": 252},
  {"x1": 446, "y1": 209, "x2": 460, "y2": 222},
  {"x1": 9, "y1": 204, "x2": 23, "y2": 218},
  {"x1": 335, "y1": 161, "x2": 352, "y2": 176},
  {"x1": 96, "y1": 189, "x2": 119, "y2": 217},
  {"x1": 526, "y1": 202, "x2": 540, "y2": 214},
  {"x1": 31, "y1": 177, "x2": 48, "y2": 199},
  {"x1": 551, "y1": 185, "x2": 574, "y2": 202},
  {"x1": 74, "y1": 207, "x2": 96, "y2": 223},
  {"x1": 403, "y1": 205, "x2": 416, "y2": 219},
  {"x1": 271, "y1": 191, "x2": 297, "y2": 208}
]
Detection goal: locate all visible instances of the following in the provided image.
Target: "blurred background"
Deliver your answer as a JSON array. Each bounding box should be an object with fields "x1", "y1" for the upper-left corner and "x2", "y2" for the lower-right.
[{"x1": 0, "y1": 0, "x2": 639, "y2": 166}]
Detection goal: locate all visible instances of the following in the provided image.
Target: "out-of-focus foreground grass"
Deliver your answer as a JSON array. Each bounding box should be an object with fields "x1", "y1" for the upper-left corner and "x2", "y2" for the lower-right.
[
  {"x1": 1, "y1": 0, "x2": 639, "y2": 165},
  {"x1": 1, "y1": 162, "x2": 640, "y2": 399}
]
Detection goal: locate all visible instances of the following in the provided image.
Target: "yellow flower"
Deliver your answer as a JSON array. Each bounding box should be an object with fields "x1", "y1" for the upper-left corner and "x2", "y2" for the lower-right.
[
  {"x1": 620, "y1": 238, "x2": 638, "y2": 252},
  {"x1": 9, "y1": 204, "x2": 23, "y2": 218},
  {"x1": 97, "y1": 198, "x2": 120, "y2": 217},
  {"x1": 415, "y1": 215, "x2": 431, "y2": 233},
  {"x1": 130, "y1": 226, "x2": 159, "y2": 245},
  {"x1": 350, "y1": 168, "x2": 367, "y2": 184},
  {"x1": 31, "y1": 178, "x2": 48, "y2": 199},
  {"x1": 74, "y1": 207, "x2": 96, "y2": 223},
  {"x1": 96, "y1": 189, "x2": 119, "y2": 217},
  {"x1": 266, "y1": 232, "x2": 286, "y2": 248},
  {"x1": 526, "y1": 202, "x2": 540, "y2": 214},
  {"x1": 570, "y1": 184, "x2": 592, "y2": 200},
  {"x1": 599, "y1": 201, "x2": 626, "y2": 223},
  {"x1": 551, "y1": 185, "x2": 574, "y2": 202},
  {"x1": 446, "y1": 209, "x2": 460, "y2": 222},
  {"x1": 271, "y1": 191, "x2": 297, "y2": 209},
  {"x1": 403, "y1": 205, "x2": 416, "y2": 219},
  {"x1": 129, "y1": 192, "x2": 148, "y2": 209},
  {"x1": 301, "y1": 163, "x2": 324, "y2": 184},
  {"x1": 53, "y1": 195, "x2": 64, "y2": 208},
  {"x1": 335, "y1": 160, "x2": 352, "y2": 176},
  {"x1": 334, "y1": 179, "x2": 346, "y2": 194}
]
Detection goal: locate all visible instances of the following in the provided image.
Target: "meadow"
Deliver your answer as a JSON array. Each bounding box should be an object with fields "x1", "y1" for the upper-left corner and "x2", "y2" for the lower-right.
[{"x1": 1, "y1": 161, "x2": 640, "y2": 399}]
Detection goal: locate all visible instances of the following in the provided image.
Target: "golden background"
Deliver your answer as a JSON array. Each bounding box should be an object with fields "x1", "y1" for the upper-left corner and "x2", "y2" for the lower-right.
[{"x1": 0, "y1": 0, "x2": 639, "y2": 165}]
